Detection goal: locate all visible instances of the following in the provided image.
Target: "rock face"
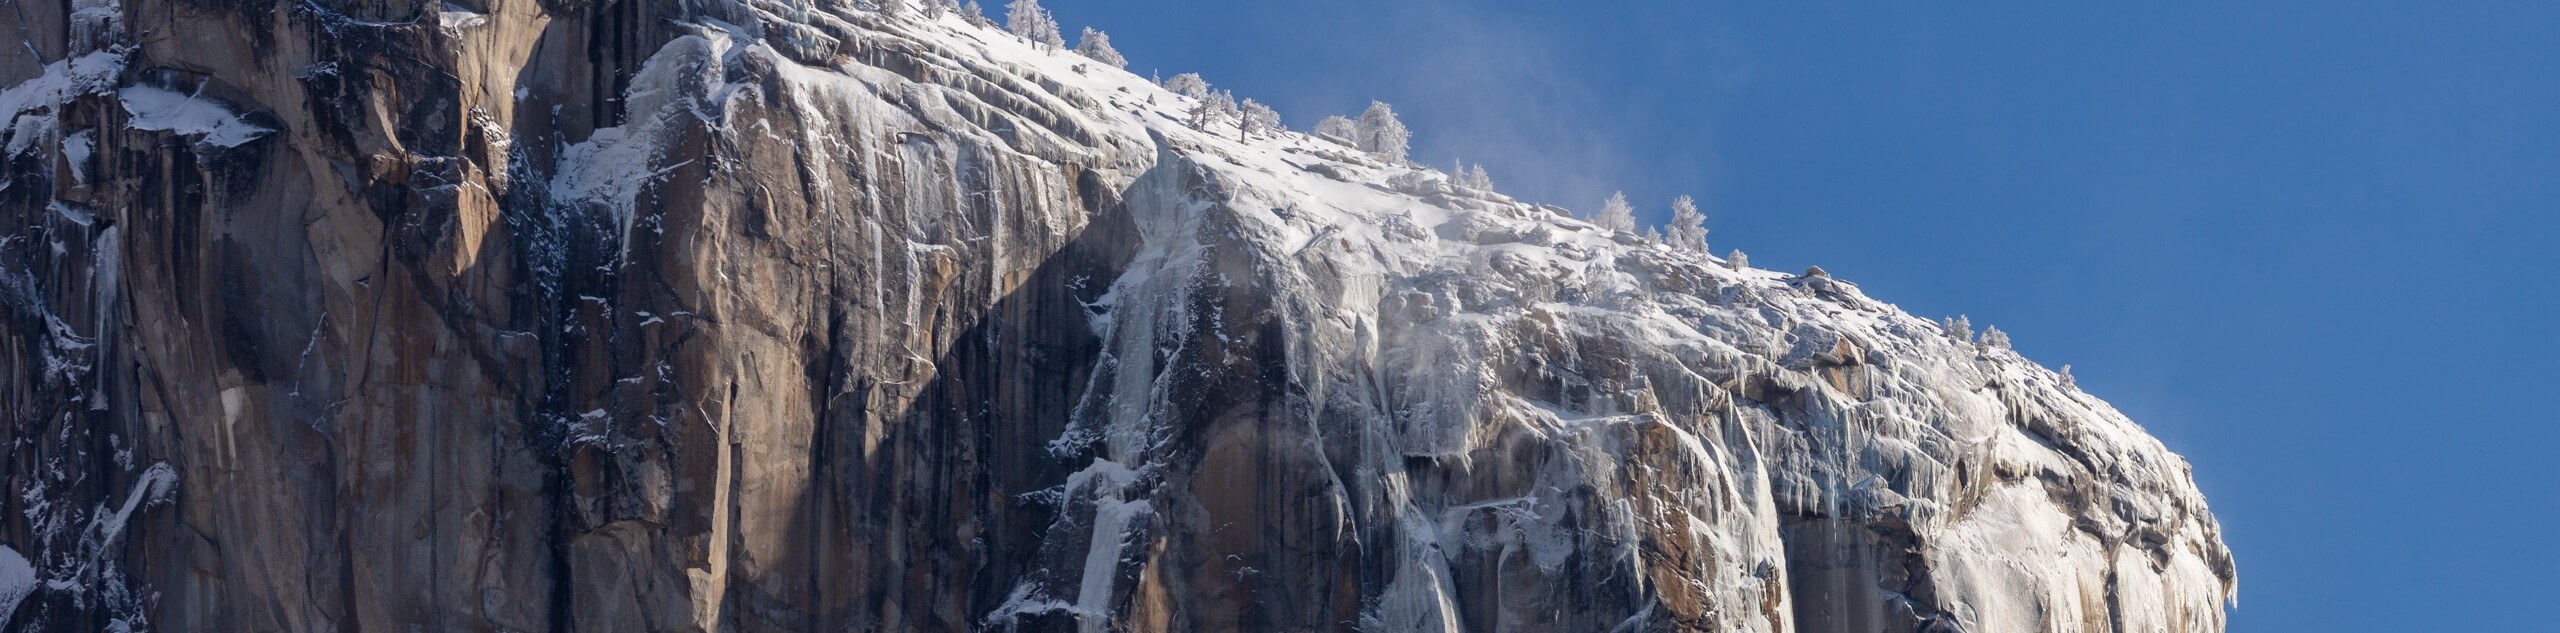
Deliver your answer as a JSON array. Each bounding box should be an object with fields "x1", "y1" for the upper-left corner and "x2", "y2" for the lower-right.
[{"x1": 0, "y1": 2, "x2": 2234, "y2": 631}]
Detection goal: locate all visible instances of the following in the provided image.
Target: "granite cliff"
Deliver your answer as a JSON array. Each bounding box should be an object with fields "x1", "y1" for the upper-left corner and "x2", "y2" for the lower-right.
[{"x1": 0, "y1": 1, "x2": 2234, "y2": 630}]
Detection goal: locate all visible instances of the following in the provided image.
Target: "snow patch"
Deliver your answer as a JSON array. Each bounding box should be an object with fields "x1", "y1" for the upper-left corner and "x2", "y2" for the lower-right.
[
  {"x1": 0, "y1": 51, "x2": 125, "y2": 158},
  {"x1": 60, "y1": 130, "x2": 93, "y2": 184},
  {"x1": 438, "y1": 1, "x2": 488, "y2": 31},
  {"x1": 0, "y1": 546, "x2": 31, "y2": 626},
  {"x1": 117, "y1": 85, "x2": 272, "y2": 148},
  {"x1": 89, "y1": 463, "x2": 178, "y2": 558},
  {"x1": 549, "y1": 26, "x2": 755, "y2": 262}
]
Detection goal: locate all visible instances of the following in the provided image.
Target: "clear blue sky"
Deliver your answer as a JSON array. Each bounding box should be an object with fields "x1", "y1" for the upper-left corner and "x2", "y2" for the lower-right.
[{"x1": 1046, "y1": 1, "x2": 2557, "y2": 629}]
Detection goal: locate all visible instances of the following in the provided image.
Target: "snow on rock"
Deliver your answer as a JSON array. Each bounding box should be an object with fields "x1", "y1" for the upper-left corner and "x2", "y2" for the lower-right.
[
  {"x1": 115, "y1": 85, "x2": 272, "y2": 148},
  {"x1": 547, "y1": 25, "x2": 747, "y2": 262},
  {"x1": 0, "y1": 51, "x2": 126, "y2": 159},
  {"x1": 0, "y1": 546, "x2": 30, "y2": 625},
  {"x1": 59, "y1": 131, "x2": 92, "y2": 185}
]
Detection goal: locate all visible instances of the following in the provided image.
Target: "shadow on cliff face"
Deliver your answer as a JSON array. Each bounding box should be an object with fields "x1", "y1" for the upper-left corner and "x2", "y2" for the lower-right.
[
  {"x1": 967, "y1": 141, "x2": 1397, "y2": 631},
  {"x1": 514, "y1": 80, "x2": 1157, "y2": 632},
  {"x1": 772, "y1": 158, "x2": 1144, "y2": 631}
]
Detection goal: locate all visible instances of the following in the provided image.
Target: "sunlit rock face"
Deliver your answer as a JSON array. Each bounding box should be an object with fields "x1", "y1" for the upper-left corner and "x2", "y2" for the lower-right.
[{"x1": 0, "y1": 2, "x2": 2232, "y2": 631}]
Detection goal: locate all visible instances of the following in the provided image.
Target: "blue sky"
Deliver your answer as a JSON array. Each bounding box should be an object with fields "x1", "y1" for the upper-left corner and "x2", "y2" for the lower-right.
[{"x1": 1046, "y1": 1, "x2": 2558, "y2": 630}]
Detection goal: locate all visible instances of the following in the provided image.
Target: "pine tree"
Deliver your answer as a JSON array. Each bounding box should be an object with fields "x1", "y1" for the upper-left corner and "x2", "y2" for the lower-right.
[
  {"x1": 2058, "y1": 364, "x2": 2076, "y2": 389},
  {"x1": 1356, "y1": 101, "x2": 1411, "y2": 164},
  {"x1": 1981, "y1": 326, "x2": 2011, "y2": 350},
  {"x1": 1593, "y1": 192, "x2": 1636, "y2": 232},
  {"x1": 1186, "y1": 92, "x2": 1215, "y2": 129},
  {"x1": 1005, "y1": 0, "x2": 1064, "y2": 48},
  {"x1": 1314, "y1": 115, "x2": 1358, "y2": 142},
  {"x1": 960, "y1": 1, "x2": 993, "y2": 27},
  {"x1": 925, "y1": 0, "x2": 962, "y2": 17},
  {"x1": 1240, "y1": 99, "x2": 1282, "y2": 140},
  {"x1": 1189, "y1": 90, "x2": 1238, "y2": 131},
  {"x1": 1164, "y1": 73, "x2": 1210, "y2": 100},
  {"x1": 1942, "y1": 316, "x2": 1974, "y2": 343},
  {"x1": 1666, "y1": 195, "x2": 1708, "y2": 251},
  {"x1": 1726, "y1": 249, "x2": 1749, "y2": 270},
  {"x1": 1075, "y1": 27, "x2": 1127, "y2": 68},
  {"x1": 1032, "y1": 12, "x2": 1065, "y2": 47},
  {"x1": 1445, "y1": 158, "x2": 1488, "y2": 189},
  {"x1": 1644, "y1": 227, "x2": 1665, "y2": 244}
]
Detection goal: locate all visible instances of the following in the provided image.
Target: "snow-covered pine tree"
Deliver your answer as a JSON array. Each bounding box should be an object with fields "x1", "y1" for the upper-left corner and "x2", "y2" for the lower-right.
[
  {"x1": 874, "y1": 0, "x2": 909, "y2": 18},
  {"x1": 1727, "y1": 249, "x2": 1749, "y2": 270},
  {"x1": 1241, "y1": 99, "x2": 1282, "y2": 140},
  {"x1": 1981, "y1": 326, "x2": 2012, "y2": 351},
  {"x1": 1356, "y1": 101, "x2": 1411, "y2": 164},
  {"x1": 1189, "y1": 90, "x2": 1238, "y2": 131},
  {"x1": 925, "y1": 0, "x2": 962, "y2": 17},
  {"x1": 1314, "y1": 115, "x2": 1358, "y2": 143},
  {"x1": 1005, "y1": 0, "x2": 1040, "y2": 36},
  {"x1": 960, "y1": 1, "x2": 993, "y2": 27},
  {"x1": 1005, "y1": 0, "x2": 1064, "y2": 48},
  {"x1": 1444, "y1": 160, "x2": 1489, "y2": 190},
  {"x1": 1076, "y1": 28, "x2": 1127, "y2": 68},
  {"x1": 1165, "y1": 73, "x2": 1210, "y2": 100},
  {"x1": 1943, "y1": 315, "x2": 1975, "y2": 343},
  {"x1": 1186, "y1": 94, "x2": 1214, "y2": 129},
  {"x1": 1032, "y1": 11, "x2": 1066, "y2": 47},
  {"x1": 1644, "y1": 227, "x2": 1665, "y2": 244},
  {"x1": 2059, "y1": 364, "x2": 2077, "y2": 389},
  {"x1": 1667, "y1": 195, "x2": 1708, "y2": 251},
  {"x1": 1593, "y1": 192, "x2": 1636, "y2": 232}
]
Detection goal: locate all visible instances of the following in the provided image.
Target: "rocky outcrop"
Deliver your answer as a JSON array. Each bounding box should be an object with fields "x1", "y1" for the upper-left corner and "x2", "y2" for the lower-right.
[{"x1": 0, "y1": 2, "x2": 2232, "y2": 631}]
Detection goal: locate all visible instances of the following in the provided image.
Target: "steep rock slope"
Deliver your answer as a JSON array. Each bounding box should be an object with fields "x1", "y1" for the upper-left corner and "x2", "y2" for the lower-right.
[{"x1": 0, "y1": 1, "x2": 2234, "y2": 631}]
